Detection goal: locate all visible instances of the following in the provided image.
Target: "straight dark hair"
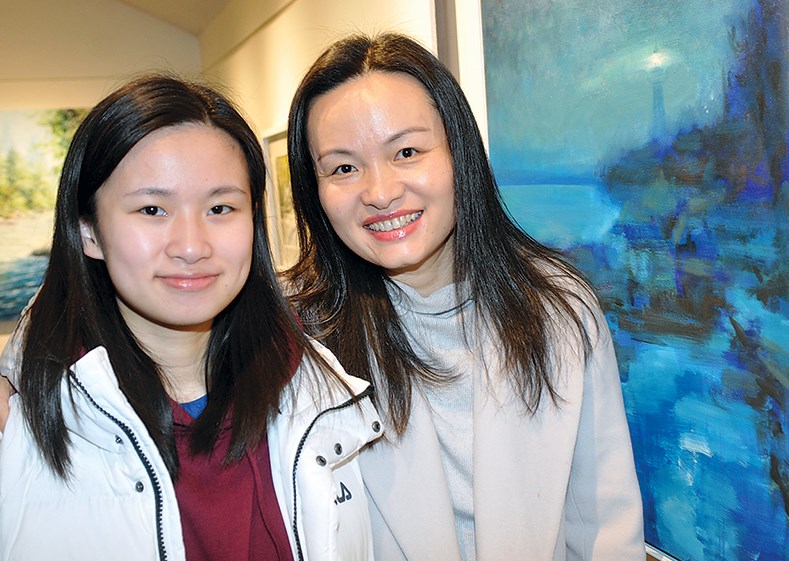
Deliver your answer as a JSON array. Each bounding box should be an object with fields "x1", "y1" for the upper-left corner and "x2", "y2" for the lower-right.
[
  {"x1": 20, "y1": 74, "x2": 314, "y2": 479},
  {"x1": 286, "y1": 33, "x2": 596, "y2": 436}
]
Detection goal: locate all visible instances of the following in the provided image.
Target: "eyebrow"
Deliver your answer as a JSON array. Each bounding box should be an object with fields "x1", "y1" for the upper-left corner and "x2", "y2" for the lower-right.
[
  {"x1": 123, "y1": 185, "x2": 249, "y2": 198},
  {"x1": 315, "y1": 148, "x2": 354, "y2": 163},
  {"x1": 123, "y1": 187, "x2": 171, "y2": 198},
  {"x1": 315, "y1": 126, "x2": 432, "y2": 163},
  {"x1": 384, "y1": 126, "x2": 431, "y2": 145}
]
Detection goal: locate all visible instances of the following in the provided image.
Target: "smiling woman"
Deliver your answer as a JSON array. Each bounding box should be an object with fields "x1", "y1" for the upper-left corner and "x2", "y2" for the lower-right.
[{"x1": 285, "y1": 32, "x2": 645, "y2": 561}]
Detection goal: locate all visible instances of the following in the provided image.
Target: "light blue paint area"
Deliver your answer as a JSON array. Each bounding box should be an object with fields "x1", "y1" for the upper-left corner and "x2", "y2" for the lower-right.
[
  {"x1": 695, "y1": 469, "x2": 744, "y2": 558},
  {"x1": 651, "y1": 398, "x2": 766, "y2": 560},
  {"x1": 619, "y1": 317, "x2": 787, "y2": 558},
  {"x1": 673, "y1": 395, "x2": 762, "y2": 467},
  {"x1": 623, "y1": 322, "x2": 787, "y2": 558},
  {"x1": 705, "y1": 199, "x2": 782, "y2": 265},
  {"x1": 716, "y1": 227, "x2": 780, "y2": 264},
  {"x1": 655, "y1": 459, "x2": 743, "y2": 559},
  {"x1": 499, "y1": 183, "x2": 620, "y2": 247},
  {"x1": 655, "y1": 482, "x2": 706, "y2": 560},
  {"x1": 619, "y1": 342, "x2": 682, "y2": 415},
  {"x1": 727, "y1": 286, "x2": 789, "y2": 354}
]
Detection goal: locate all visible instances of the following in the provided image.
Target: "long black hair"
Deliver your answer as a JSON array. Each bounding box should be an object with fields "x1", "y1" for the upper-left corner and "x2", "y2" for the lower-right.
[
  {"x1": 20, "y1": 74, "x2": 315, "y2": 478},
  {"x1": 285, "y1": 33, "x2": 597, "y2": 436}
]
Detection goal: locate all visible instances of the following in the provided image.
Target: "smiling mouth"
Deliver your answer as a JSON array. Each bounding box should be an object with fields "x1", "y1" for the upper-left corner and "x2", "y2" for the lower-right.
[{"x1": 365, "y1": 211, "x2": 423, "y2": 232}]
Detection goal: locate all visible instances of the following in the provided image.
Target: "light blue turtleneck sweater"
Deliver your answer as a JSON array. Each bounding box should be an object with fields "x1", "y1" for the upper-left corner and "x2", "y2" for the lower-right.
[{"x1": 388, "y1": 280, "x2": 479, "y2": 561}]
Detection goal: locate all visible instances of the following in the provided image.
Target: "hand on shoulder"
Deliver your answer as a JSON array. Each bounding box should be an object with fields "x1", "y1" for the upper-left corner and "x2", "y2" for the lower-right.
[{"x1": 0, "y1": 374, "x2": 14, "y2": 432}]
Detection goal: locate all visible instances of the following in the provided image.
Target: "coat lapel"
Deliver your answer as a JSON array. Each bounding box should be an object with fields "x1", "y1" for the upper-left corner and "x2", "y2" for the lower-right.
[{"x1": 472, "y1": 366, "x2": 581, "y2": 561}]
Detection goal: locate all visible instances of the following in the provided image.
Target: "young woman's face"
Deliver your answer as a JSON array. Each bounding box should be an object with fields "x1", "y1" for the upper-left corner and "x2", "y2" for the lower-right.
[
  {"x1": 307, "y1": 71, "x2": 456, "y2": 296},
  {"x1": 82, "y1": 123, "x2": 254, "y2": 336}
]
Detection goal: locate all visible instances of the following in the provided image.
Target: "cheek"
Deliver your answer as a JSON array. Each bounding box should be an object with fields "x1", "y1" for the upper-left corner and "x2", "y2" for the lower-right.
[
  {"x1": 101, "y1": 229, "x2": 156, "y2": 269},
  {"x1": 317, "y1": 187, "x2": 346, "y2": 224},
  {"x1": 237, "y1": 226, "x2": 256, "y2": 269},
  {"x1": 431, "y1": 171, "x2": 456, "y2": 223},
  {"x1": 317, "y1": 185, "x2": 332, "y2": 212},
  {"x1": 228, "y1": 223, "x2": 254, "y2": 259}
]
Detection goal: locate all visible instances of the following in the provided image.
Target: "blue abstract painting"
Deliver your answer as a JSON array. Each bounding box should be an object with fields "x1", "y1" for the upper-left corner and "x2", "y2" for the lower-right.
[{"x1": 481, "y1": 0, "x2": 788, "y2": 559}]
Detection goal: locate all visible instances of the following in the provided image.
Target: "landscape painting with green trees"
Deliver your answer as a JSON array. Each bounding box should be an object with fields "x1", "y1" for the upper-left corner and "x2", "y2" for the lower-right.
[{"x1": 0, "y1": 108, "x2": 87, "y2": 325}]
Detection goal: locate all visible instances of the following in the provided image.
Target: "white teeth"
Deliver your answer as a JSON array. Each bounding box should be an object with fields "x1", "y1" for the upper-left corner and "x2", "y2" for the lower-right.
[{"x1": 366, "y1": 211, "x2": 423, "y2": 232}]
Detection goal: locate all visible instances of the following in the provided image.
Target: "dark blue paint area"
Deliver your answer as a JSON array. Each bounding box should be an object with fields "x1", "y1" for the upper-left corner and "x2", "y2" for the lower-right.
[{"x1": 0, "y1": 256, "x2": 47, "y2": 319}]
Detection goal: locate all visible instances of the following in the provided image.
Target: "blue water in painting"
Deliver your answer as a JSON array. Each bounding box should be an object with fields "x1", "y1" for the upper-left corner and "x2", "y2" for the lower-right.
[
  {"x1": 500, "y1": 183, "x2": 621, "y2": 247},
  {"x1": 0, "y1": 257, "x2": 47, "y2": 320},
  {"x1": 502, "y1": 182, "x2": 789, "y2": 560}
]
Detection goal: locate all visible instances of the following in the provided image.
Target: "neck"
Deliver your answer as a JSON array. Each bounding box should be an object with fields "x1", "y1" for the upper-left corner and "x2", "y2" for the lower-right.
[
  {"x1": 121, "y1": 311, "x2": 211, "y2": 403},
  {"x1": 147, "y1": 330, "x2": 210, "y2": 403}
]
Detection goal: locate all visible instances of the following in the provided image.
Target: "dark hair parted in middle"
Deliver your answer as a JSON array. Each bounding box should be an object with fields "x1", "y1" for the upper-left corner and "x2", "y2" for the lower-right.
[
  {"x1": 20, "y1": 74, "x2": 310, "y2": 478},
  {"x1": 285, "y1": 33, "x2": 596, "y2": 437}
]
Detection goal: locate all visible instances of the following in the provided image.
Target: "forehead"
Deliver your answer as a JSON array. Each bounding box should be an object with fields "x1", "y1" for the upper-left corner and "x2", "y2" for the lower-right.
[
  {"x1": 323, "y1": 70, "x2": 432, "y2": 100},
  {"x1": 307, "y1": 72, "x2": 443, "y2": 144},
  {"x1": 97, "y1": 123, "x2": 250, "y2": 198}
]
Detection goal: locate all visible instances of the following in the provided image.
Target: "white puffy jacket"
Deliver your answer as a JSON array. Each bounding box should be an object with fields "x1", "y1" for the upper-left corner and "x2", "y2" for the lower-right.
[{"x1": 0, "y1": 342, "x2": 381, "y2": 561}]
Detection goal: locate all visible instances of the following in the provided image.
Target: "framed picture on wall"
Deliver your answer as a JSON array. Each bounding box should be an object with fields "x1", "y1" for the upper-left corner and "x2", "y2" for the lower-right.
[
  {"x1": 264, "y1": 131, "x2": 299, "y2": 271},
  {"x1": 477, "y1": 0, "x2": 788, "y2": 559}
]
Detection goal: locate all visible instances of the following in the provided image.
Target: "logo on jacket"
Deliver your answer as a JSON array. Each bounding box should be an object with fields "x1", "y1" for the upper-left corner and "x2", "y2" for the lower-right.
[{"x1": 335, "y1": 481, "x2": 353, "y2": 504}]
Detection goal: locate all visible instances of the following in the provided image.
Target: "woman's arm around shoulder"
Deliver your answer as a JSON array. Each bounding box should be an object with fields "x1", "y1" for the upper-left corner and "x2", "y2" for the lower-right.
[
  {"x1": 0, "y1": 315, "x2": 26, "y2": 434},
  {"x1": 0, "y1": 375, "x2": 13, "y2": 433}
]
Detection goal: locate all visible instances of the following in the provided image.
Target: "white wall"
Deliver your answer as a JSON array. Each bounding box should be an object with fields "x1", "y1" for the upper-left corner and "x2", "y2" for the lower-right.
[
  {"x1": 451, "y1": 0, "x2": 487, "y2": 144},
  {"x1": 0, "y1": 0, "x2": 200, "y2": 110},
  {"x1": 200, "y1": 0, "x2": 438, "y2": 139}
]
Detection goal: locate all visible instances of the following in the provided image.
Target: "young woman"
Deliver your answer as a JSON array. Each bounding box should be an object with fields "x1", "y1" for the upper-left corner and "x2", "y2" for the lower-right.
[
  {"x1": 285, "y1": 33, "x2": 645, "y2": 560},
  {"x1": 0, "y1": 74, "x2": 381, "y2": 561}
]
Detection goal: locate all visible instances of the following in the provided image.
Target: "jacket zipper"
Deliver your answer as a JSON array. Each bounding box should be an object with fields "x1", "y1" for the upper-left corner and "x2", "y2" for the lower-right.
[
  {"x1": 69, "y1": 373, "x2": 168, "y2": 561},
  {"x1": 290, "y1": 385, "x2": 374, "y2": 561}
]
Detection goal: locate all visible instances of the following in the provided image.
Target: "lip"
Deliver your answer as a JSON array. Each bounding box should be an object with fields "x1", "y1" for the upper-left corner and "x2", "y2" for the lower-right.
[{"x1": 158, "y1": 274, "x2": 219, "y2": 291}]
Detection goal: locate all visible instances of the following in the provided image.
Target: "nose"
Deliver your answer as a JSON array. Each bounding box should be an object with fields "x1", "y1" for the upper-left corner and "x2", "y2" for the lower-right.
[
  {"x1": 360, "y1": 164, "x2": 405, "y2": 210},
  {"x1": 165, "y1": 213, "x2": 212, "y2": 263}
]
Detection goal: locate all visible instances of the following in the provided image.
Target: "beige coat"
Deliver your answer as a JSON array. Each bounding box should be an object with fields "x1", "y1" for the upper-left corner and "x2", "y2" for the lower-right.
[{"x1": 359, "y1": 310, "x2": 645, "y2": 561}]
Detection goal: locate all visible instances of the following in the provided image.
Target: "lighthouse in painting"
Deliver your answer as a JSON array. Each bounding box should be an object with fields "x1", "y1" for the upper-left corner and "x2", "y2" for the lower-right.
[{"x1": 648, "y1": 50, "x2": 667, "y2": 143}]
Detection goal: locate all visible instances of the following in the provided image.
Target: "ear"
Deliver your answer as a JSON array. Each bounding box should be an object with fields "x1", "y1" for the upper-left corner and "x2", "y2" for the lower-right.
[{"x1": 79, "y1": 219, "x2": 104, "y2": 260}]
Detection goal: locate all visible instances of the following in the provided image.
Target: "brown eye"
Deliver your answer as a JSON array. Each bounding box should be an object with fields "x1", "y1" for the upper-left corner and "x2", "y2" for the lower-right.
[
  {"x1": 333, "y1": 164, "x2": 357, "y2": 175},
  {"x1": 140, "y1": 206, "x2": 164, "y2": 216}
]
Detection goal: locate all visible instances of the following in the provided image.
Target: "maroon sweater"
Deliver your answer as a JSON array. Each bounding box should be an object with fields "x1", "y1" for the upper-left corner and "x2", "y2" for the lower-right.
[{"x1": 172, "y1": 403, "x2": 294, "y2": 561}]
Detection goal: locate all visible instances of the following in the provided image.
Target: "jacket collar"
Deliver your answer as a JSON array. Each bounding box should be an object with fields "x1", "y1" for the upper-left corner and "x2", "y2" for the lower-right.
[{"x1": 64, "y1": 346, "x2": 158, "y2": 454}]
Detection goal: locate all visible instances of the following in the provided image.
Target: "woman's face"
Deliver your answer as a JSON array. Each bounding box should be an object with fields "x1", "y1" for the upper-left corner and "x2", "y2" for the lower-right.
[
  {"x1": 307, "y1": 71, "x2": 456, "y2": 296},
  {"x1": 81, "y1": 123, "x2": 254, "y2": 337}
]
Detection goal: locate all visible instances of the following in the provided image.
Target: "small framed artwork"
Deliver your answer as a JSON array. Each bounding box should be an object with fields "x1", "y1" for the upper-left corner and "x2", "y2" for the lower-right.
[{"x1": 264, "y1": 131, "x2": 299, "y2": 270}]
